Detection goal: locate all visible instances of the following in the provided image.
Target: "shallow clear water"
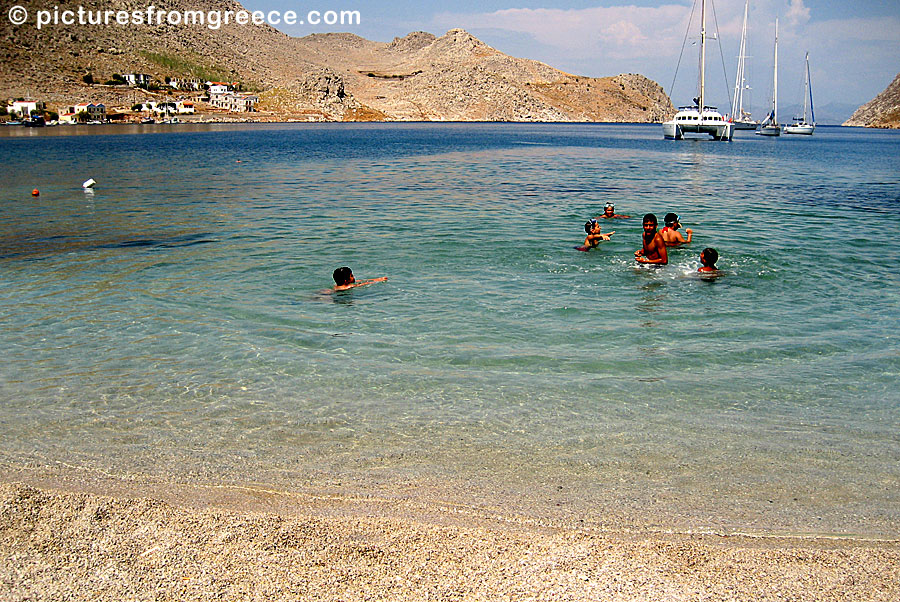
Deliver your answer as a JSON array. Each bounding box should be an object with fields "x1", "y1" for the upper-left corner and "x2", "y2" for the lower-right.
[{"x1": 1, "y1": 123, "x2": 898, "y2": 536}]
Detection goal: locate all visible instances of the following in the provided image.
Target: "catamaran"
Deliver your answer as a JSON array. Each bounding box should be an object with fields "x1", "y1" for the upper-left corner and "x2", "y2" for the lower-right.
[
  {"x1": 730, "y1": 0, "x2": 759, "y2": 129},
  {"x1": 662, "y1": 0, "x2": 733, "y2": 141},
  {"x1": 756, "y1": 18, "x2": 781, "y2": 136},
  {"x1": 784, "y1": 52, "x2": 815, "y2": 135}
]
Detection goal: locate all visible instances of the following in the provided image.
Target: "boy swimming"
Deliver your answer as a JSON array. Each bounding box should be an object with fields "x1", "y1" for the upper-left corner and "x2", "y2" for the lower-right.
[
  {"x1": 698, "y1": 248, "x2": 719, "y2": 273},
  {"x1": 583, "y1": 218, "x2": 615, "y2": 249},
  {"x1": 332, "y1": 267, "x2": 388, "y2": 291}
]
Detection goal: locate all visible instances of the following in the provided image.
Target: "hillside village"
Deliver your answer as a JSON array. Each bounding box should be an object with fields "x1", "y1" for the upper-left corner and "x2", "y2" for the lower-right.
[{"x1": 4, "y1": 75, "x2": 263, "y2": 125}]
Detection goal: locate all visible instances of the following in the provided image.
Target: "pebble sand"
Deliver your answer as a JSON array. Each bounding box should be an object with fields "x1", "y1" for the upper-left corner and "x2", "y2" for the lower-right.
[{"x1": 2, "y1": 481, "x2": 898, "y2": 602}]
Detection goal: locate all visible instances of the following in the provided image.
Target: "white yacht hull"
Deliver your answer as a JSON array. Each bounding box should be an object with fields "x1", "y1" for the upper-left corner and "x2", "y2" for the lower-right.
[
  {"x1": 784, "y1": 123, "x2": 815, "y2": 135},
  {"x1": 663, "y1": 118, "x2": 733, "y2": 141},
  {"x1": 732, "y1": 120, "x2": 759, "y2": 130},
  {"x1": 756, "y1": 125, "x2": 781, "y2": 136}
]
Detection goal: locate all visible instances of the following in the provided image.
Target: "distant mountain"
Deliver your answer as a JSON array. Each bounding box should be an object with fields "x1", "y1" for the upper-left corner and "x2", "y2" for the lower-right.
[
  {"x1": 0, "y1": 0, "x2": 673, "y2": 122},
  {"x1": 844, "y1": 73, "x2": 900, "y2": 128},
  {"x1": 287, "y1": 29, "x2": 674, "y2": 122},
  {"x1": 774, "y1": 102, "x2": 859, "y2": 126}
]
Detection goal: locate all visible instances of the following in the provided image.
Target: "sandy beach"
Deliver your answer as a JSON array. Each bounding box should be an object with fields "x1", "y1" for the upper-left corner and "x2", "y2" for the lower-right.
[{"x1": 2, "y1": 472, "x2": 898, "y2": 602}]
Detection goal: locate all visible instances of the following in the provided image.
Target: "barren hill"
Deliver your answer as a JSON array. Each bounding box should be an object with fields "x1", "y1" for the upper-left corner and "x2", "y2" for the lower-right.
[
  {"x1": 844, "y1": 73, "x2": 900, "y2": 129},
  {"x1": 1, "y1": 0, "x2": 673, "y2": 122}
]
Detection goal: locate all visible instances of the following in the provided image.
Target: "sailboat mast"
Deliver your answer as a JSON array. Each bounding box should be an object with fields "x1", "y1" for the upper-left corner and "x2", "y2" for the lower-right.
[
  {"x1": 806, "y1": 52, "x2": 814, "y2": 123},
  {"x1": 699, "y1": 0, "x2": 706, "y2": 112},
  {"x1": 732, "y1": 0, "x2": 749, "y2": 118},
  {"x1": 801, "y1": 52, "x2": 809, "y2": 122},
  {"x1": 773, "y1": 18, "x2": 778, "y2": 125}
]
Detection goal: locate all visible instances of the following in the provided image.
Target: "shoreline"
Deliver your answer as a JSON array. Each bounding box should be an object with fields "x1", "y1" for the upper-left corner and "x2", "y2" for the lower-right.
[{"x1": 2, "y1": 470, "x2": 899, "y2": 601}]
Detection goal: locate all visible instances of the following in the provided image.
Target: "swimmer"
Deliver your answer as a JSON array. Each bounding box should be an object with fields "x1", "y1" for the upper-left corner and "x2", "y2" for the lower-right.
[
  {"x1": 660, "y1": 213, "x2": 692, "y2": 246},
  {"x1": 600, "y1": 202, "x2": 630, "y2": 219},
  {"x1": 698, "y1": 247, "x2": 718, "y2": 273},
  {"x1": 634, "y1": 213, "x2": 668, "y2": 265},
  {"x1": 583, "y1": 219, "x2": 615, "y2": 248},
  {"x1": 332, "y1": 267, "x2": 388, "y2": 291}
]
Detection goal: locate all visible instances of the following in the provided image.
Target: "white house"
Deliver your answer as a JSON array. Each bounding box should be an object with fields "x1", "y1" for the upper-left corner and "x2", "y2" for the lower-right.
[
  {"x1": 209, "y1": 92, "x2": 258, "y2": 112},
  {"x1": 123, "y1": 73, "x2": 152, "y2": 87},
  {"x1": 208, "y1": 83, "x2": 231, "y2": 95},
  {"x1": 169, "y1": 77, "x2": 203, "y2": 91},
  {"x1": 7, "y1": 100, "x2": 45, "y2": 117}
]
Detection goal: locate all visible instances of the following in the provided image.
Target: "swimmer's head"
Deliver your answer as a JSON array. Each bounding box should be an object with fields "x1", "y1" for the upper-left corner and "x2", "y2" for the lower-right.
[
  {"x1": 701, "y1": 247, "x2": 718, "y2": 267},
  {"x1": 604, "y1": 202, "x2": 615, "y2": 215},
  {"x1": 333, "y1": 266, "x2": 354, "y2": 286},
  {"x1": 584, "y1": 218, "x2": 598, "y2": 233},
  {"x1": 664, "y1": 213, "x2": 680, "y2": 228}
]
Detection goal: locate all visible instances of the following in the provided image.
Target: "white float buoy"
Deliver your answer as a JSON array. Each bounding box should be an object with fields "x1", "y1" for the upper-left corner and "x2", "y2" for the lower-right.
[{"x1": 82, "y1": 178, "x2": 96, "y2": 189}]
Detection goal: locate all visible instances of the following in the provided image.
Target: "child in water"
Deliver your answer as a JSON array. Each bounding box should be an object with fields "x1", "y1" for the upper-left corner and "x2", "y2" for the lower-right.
[
  {"x1": 332, "y1": 267, "x2": 388, "y2": 291},
  {"x1": 698, "y1": 248, "x2": 718, "y2": 273},
  {"x1": 583, "y1": 219, "x2": 615, "y2": 248}
]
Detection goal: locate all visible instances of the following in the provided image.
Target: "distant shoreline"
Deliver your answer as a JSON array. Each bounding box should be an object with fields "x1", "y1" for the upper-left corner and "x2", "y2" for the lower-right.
[{"x1": 0, "y1": 121, "x2": 880, "y2": 137}]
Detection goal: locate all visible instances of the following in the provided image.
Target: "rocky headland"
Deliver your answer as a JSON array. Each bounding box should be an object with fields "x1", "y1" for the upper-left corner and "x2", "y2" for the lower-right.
[{"x1": 844, "y1": 73, "x2": 900, "y2": 128}]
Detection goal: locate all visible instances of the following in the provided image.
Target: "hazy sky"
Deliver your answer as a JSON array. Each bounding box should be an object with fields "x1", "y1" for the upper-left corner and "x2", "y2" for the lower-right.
[{"x1": 240, "y1": 0, "x2": 899, "y2": 112}]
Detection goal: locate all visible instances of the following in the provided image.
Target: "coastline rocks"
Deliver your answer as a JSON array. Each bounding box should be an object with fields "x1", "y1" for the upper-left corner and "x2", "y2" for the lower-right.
[{"x1": 844, "y1": 72, "x2": 900, "y2": 128}]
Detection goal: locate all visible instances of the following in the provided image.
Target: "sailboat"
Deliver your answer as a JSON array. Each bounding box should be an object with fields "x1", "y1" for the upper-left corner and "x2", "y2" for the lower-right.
[
  {"x1": 662, "y1": 0, "x2": 733, "y2": 141},
  {"x1": 784, "y1": 52, "x2": 815, "y2": 135},
  {"x1": 730, "y1": 0, "x2": 759, "y2": 129},
  {"x1": 756, "y1": 18, "x2": 781, "y2": 136}
]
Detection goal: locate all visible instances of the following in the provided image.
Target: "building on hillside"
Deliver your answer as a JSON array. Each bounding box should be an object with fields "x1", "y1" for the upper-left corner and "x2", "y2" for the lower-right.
[
  {"x1": 208, "y1": 83, "x2": 236, "y2": 95},
  {"x1": 7, "y1": 100, "x2": 45, "y2": 117},
  {"x1": 169, "y1": 77, "x2": 203, "y2": 91},
  {"x1": 209, "y1": 92, "x2": 258, "y2": 112},
  {"x1": 141, "y1": 100, "x2": 196, "y2": 115},
  {"x1": 65, "y1": 103, "x2": 106, "y2": 122},
  {"x1": 123, "y1": 73, "x2": 152, "y2": 87}
]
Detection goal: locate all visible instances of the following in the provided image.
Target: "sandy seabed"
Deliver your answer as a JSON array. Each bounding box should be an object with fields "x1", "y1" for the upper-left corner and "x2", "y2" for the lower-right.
[{"x1": 1, "y1": 474, "x2": 899, "y2": 602}]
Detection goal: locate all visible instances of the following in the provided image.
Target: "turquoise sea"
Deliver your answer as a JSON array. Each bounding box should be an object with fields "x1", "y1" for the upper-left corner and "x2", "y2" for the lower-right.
[{"x1": 1, "y1": 123, "x2": 898, "y2": 537}]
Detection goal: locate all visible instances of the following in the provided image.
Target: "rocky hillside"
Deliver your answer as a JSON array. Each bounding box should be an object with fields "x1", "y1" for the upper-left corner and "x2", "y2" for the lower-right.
[
  {"x1": 291, "y1": 30, "x2": 672, "y2": 122},
  {"x1": 844, "y1": 73, "x2": 900, "y2": 128},
  {"x1": 1, "y1": 0, "x2": 672, "y2": 122}
]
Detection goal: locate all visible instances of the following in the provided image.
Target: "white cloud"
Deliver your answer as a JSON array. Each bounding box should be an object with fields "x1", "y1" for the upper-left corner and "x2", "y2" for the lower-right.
[
  {"x1": 785, "y1": 0, "x2": 811, "y2": 27},
  {"x1": 431, "y1": 4, "x2": 899, "y2": 106},
  {"x1": 436, "y1": 5, "x2": 691, "y2": 60}
]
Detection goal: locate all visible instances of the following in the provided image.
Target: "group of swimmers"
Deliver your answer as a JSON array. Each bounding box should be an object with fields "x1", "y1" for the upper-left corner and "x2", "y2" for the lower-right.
[
  {"x1": 332, "y1": 203, "x2": 719, "y2": 291},
  {"x1": 585, "y1": 203, "x2": 719, "y2": 273}
]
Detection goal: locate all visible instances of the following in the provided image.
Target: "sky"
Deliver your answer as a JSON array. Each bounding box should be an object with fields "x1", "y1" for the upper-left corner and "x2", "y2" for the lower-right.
[{"x1": 240, "y1": 0, "x2": 900, "y2": 114}]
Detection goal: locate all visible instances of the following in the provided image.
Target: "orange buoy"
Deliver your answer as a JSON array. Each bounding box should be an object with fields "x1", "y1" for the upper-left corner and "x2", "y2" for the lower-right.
[{"x1": 31, "y1": 189, "x2": 39, "y2": 196}]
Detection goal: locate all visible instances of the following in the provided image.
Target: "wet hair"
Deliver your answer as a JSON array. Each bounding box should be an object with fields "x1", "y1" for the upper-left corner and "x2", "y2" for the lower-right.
[
  {"x1": 333, "y1": 266, "x2": 353, "y2": 285},
  {"x1": 584, "y1": 219, "x2": 597, "y2": 234},
  {"x1": 701, "y1": 247, "x2": 718, "y2": 267},
  {"x1": 642, "y1": 213, "x2": 657, "y2": 227},
  {"x1": 664, "y1": 213, "x2": 680, "y2": 227}
]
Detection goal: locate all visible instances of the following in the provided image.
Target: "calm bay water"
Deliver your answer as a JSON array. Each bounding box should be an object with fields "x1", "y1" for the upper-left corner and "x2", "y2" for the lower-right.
[{"x1": 1, "y1": 123, "x2": 898, "y2": 536}]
